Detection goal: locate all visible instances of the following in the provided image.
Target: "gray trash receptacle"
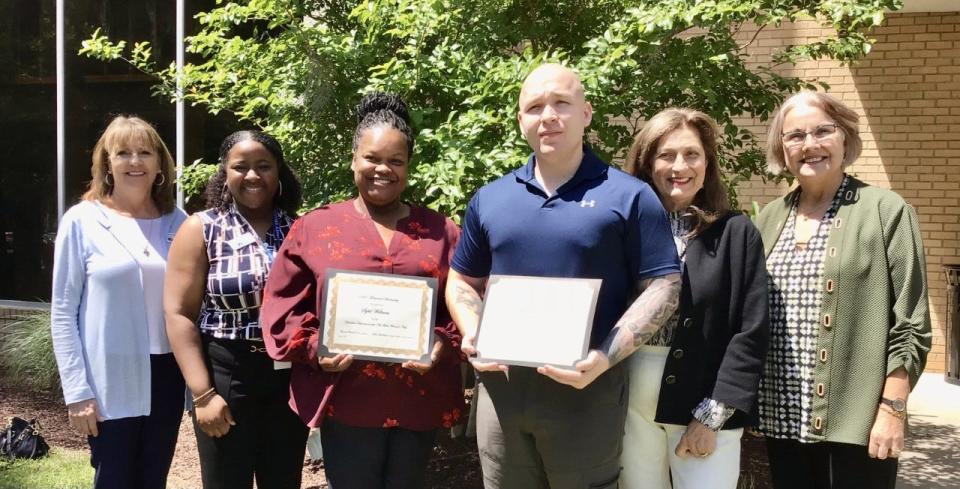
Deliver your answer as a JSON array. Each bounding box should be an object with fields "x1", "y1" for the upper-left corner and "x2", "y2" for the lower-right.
[{"x1": 944, "y1": 265, "x2": 960, "y2": 386}]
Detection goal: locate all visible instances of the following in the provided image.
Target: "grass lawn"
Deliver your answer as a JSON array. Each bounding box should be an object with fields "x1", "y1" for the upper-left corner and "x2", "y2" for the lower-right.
[{"x1": 0, "y1": 447, "x2": 92, "y2": 489}]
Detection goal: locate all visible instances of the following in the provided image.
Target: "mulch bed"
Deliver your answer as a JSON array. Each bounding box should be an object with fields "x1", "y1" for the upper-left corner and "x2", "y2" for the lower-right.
[
  {"x1": 1, "y1": 379, "x2": 770, "y2": 489},
  {"x1": 0, "y1": 381, "x2": 86, "y2": 452}
]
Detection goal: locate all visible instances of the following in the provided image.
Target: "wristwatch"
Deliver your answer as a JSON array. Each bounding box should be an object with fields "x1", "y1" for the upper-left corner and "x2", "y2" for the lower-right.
[{"x1": 880, "y1": 397, "x2": 907, "y2": 419}]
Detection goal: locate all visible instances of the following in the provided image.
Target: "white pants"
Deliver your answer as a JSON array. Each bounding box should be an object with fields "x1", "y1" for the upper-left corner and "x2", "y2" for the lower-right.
[{"x1": 621, "y1": 345, "x2": 743, "y2": 489}]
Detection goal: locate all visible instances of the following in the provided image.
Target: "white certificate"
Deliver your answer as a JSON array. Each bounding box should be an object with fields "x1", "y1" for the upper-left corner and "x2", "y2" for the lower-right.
[
  {"x1": 320, "y1": 269, "x2": 437, "y2": 363},
  {"x1": 474, "y1": 275, "x2": 601, "y2": 369}
]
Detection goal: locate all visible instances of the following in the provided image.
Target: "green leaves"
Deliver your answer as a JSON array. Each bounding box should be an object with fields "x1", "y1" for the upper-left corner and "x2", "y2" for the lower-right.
[
  {"x1": 179, "y1": 160, "x2": 220, "y2": 207},
  {"x1": 78, "y1": 28, "x2": 126, "y2": 61},
  {"x1": 78, "y1": 0, "x2": 897, "y2": 216}
]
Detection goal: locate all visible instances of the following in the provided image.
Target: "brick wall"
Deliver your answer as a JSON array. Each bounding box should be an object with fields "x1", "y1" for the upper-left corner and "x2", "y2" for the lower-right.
[{"x1": 734, "y1": 12, "x2": 960, "y2": 373}]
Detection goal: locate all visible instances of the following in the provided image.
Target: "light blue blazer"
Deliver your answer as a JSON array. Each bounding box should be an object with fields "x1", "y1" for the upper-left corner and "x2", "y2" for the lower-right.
[{"x1": 50, "y1": 200, "x2": 187, "y2": 420}]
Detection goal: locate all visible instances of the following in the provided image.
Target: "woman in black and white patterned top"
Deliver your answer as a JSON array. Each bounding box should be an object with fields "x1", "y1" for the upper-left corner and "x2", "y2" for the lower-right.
[
  {"x1": 621, "y1": 108, "x2": 769, "y2": 489},
  {"x1": 164, "y1": 130, "x2": 308, "y2": 489},
  {"x1": 194, "y1": 202, "x2": 291, "y2": 340},
  {"x1": 756, "y1": 91, "x2": 930, "y2": 489}
]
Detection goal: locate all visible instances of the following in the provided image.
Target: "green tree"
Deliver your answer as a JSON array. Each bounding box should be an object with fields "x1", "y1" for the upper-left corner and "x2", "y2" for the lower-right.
[{"x1": 80, "y1": 0, "x2": 901, "y2": 216}]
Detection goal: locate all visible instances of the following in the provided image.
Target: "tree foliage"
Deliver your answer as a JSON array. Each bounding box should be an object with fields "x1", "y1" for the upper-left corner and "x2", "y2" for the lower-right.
[{"x1": 80, "y1": 0, "x2": 901, "y2": 216}]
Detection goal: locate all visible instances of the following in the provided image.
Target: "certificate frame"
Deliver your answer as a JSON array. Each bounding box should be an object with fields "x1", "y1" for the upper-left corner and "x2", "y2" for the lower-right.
[
  {"x1": 473, "y1": 275, "x2": 601, "y2": 370},
  {"x1": 319, "y1": 269, "x2": 437, "y2": 364}
]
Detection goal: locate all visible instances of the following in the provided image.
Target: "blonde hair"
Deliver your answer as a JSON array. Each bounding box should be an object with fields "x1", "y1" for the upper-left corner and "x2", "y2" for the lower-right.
[
  {"x1": 83, "y1": 115, "x2": 177, "y2": 213},
  {"x1": 625, "y1": 107, "x2": 729, "y2": 237},
  {"x1": 765, "y1": 91, "x2": 862, "y2": 176}
]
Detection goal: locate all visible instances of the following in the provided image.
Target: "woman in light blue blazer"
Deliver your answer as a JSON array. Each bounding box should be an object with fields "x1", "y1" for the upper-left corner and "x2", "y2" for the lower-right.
[{"x1": 51, "y1": 115, "x2": 187, "y2": 489}]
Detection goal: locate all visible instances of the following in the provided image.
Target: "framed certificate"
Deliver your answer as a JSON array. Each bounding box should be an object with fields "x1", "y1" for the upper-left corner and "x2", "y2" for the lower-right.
[
  {"x1": 320, "y1": 269, "x2": 437, "y2": 363},
  {"x1": 473, "y1": 275, "x2": 601, "y2": 369}
]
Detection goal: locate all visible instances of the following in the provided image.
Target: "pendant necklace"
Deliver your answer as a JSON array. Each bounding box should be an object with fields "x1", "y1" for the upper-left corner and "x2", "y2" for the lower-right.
[{"x1": 142, "y1": 218, "x2": 159, "y2": 257}]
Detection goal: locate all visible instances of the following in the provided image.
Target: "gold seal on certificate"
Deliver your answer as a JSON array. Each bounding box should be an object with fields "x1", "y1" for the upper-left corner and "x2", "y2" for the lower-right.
[
  {"x1": 320, "y1": 269, "x2": 438, "y2": 363},
  {"x1": 474, "y1": 275, "x2": 601, "y2": 369}
]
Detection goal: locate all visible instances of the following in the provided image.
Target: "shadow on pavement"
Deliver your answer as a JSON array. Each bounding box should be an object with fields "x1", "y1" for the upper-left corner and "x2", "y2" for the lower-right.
[{"x1": 898, "y1": 416, "x2": 960, "y2": 489}]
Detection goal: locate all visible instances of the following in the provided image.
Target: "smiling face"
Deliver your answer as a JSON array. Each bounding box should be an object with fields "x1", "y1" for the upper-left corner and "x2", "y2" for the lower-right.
[
  {"x1": 106, "y1": 134, "x2": 162, "y2": 197},
  {"x1": 651, "y1": 126, "x2": 707, "y2": 211},
  {"x1": 223, "y1": 139, "x2": 280, "y2": 212},
  {"x1": 781, "y1": 103, "x2": 845, "y2": 182},
  {"x1": 352, "y1": 125, "x2": 409, "y2": 208},
  {"x1": 517, "y1": 64, "x2": 593, "y2": 162}
]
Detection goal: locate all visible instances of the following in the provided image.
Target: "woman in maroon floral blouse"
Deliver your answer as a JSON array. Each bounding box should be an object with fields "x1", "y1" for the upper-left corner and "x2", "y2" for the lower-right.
[{"x1": 260, "y1": 92, "x2": 464, "y2": 489}]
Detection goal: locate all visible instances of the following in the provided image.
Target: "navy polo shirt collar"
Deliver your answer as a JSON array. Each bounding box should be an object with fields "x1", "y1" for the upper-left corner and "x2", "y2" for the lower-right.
[{"x1": 514, "y1": 144, "x2": 608, "y2": 196}]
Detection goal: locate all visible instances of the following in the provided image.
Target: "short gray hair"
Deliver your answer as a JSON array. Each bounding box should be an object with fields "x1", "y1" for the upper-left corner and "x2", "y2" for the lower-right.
[{"x1": 765, "y1": 91, "x2": 862, "y2": 175}]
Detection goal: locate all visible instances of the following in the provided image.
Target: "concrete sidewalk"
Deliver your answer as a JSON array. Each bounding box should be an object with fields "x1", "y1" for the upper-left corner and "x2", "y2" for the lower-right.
[{"x1": 897, "y1": 373, "x2": 960, "y2": 488}]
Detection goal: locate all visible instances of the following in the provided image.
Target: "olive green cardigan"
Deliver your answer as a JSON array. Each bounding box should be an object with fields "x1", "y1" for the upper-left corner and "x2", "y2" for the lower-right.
[{"x1": 755, "y1": 176, "x2": 931, "y2": 446}]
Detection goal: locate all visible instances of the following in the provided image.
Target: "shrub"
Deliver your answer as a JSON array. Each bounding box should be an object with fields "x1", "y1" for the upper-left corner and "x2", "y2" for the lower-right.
[{"x1": 0, "y1": 310, "x2": 61, "y2": 396}]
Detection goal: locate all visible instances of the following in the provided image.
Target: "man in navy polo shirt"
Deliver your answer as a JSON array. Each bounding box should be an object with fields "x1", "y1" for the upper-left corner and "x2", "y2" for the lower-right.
[{"x1": 446, "y1": 63, "x2": 682, "y2": 488}]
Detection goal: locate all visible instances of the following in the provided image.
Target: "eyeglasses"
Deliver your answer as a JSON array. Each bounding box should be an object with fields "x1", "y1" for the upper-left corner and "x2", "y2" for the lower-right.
[{"x1": 781, "y1": 123, "x2": 839, "y2": 148}]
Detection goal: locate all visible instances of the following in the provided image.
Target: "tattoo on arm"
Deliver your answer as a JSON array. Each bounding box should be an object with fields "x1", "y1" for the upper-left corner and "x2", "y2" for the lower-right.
[
  {"x1": 600, "y1": 273, "x2": 681, "y2": 366},
  {"x1": 454, "y1": 281, "x2": 484, "y2": 316}
]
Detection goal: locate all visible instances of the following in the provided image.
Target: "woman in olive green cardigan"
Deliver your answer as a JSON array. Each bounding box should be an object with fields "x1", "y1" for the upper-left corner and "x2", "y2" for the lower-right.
[{"x1": 755, "y1": 91, "x2": 931, "y2": 489}]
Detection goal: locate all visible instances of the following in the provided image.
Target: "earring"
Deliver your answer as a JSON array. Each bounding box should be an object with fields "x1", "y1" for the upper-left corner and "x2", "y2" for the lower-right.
[
  {"x1": 221, "y1": 184, "x2": 231, "y2": 203},
  {"x1": 277, "y1": 180, "x2": 283, "y2": 198},
  {"x1": 154, "y1": 173, "x2": 166, "y2": 186},
  {"x1": 104, "y1": 172, "x2": 114, "y2": 186}
]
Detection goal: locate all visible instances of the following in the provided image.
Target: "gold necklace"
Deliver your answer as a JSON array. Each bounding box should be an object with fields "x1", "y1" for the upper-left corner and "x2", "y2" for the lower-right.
[
  {"x1": 797, "y1": 197, "x2": 833, "y2": 219},
  {"x1": 793, "y1": 199, "x2": 831, "y2": 249}
]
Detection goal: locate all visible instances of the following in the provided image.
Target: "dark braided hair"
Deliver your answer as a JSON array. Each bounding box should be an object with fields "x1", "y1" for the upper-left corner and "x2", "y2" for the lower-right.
[
  {"x1": 352, "y1": 92, "x2": 415, "y2": 157},
  {"x1": 204, "y1": 130, "x2": 303, "y2": 216}
]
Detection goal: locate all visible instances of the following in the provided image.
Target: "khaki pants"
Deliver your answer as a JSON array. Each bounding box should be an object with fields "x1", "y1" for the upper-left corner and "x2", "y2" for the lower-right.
[{"x1": 476, "y1": 364, "x2": 628, "y2": 489}]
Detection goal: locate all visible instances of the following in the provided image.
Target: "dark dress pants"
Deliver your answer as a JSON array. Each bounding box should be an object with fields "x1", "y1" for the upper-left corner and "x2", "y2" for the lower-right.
[
  {"x1": 766, "y1": 438, "x2": 898, "y2": 489},
  {"x1": 87, "y1": 353, "x2": 184, "y2": 489},
  {"x1": 194, "y1": 337, "x2": 309, "y2": 489},
  {"x1": 320, "y1": 419, "x2": 438, "y2": 489}
]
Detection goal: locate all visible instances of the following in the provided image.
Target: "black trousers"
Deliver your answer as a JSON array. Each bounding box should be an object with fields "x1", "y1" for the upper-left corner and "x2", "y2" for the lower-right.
[
  {"x1": 87, "y1": 353, "x2": 184, "y2": 489},
  {"x1": 194, "y1": 336, "x2": 309, "y2": 489},
  {"x1": 320, "y1": 419, "x2": 438, "y2": 489},
  {"x1": 766, "y1": 438, "x2": 898, "y2": 489}
]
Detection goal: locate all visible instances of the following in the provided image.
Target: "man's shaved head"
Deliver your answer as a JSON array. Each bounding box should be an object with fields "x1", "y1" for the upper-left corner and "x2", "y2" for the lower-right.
[
  {"x1": 517, "y1": 63, "x2": 592, "y2": 161},
  {"x1": 519, "y1": 63, "x2": 586, "y2": 108}
]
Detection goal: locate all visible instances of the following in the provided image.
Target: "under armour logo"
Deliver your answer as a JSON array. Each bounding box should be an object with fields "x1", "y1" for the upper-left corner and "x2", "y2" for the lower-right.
[{"x1": 580, "y1": 199, "x2": 596, "y2": 208}]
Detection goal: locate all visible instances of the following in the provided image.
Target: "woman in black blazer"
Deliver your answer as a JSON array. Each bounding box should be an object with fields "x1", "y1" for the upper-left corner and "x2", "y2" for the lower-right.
[{"x1": 620, "y1": 108, "x2": 769, "y2": 489}]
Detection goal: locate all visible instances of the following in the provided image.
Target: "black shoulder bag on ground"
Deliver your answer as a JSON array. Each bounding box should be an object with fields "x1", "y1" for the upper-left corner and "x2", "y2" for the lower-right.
[{"x1": 0, "y1": 417, "x2": 50, "y2": 461}]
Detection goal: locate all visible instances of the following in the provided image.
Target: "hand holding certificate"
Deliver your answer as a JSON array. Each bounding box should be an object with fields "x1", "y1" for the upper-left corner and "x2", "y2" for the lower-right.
[
  {"x1": 473, "y1": 275, "x2": 601, "y2": 369},
  {"x1": 320, "y1": 269, "x2": 437, "y2": 364}
]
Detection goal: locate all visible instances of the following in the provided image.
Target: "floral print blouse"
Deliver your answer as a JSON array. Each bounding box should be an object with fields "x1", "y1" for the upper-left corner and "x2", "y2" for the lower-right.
[{"x1": 260, "y1": 200, "x2": 465, "y2": 431}]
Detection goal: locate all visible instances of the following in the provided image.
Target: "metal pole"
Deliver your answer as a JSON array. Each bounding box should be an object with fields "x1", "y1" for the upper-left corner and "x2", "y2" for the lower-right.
[
  {"x1": 56, "y1": 0, "x2": 65, "y2": 220},
  {"x1": 176, "y1": 0, "x2": 185, "y2": 208}
]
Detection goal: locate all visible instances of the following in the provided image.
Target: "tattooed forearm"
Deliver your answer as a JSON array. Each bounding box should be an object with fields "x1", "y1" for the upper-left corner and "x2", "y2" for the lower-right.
[
  {"x1": 454, "y1": 281, "x2": 484, "y2": 316},
  {"x1": 445, "y1": 271, "x2": 488, "y2": 338},
  {"x1": 600, "y1": 273, "x2": 681, "y2": 366}
]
